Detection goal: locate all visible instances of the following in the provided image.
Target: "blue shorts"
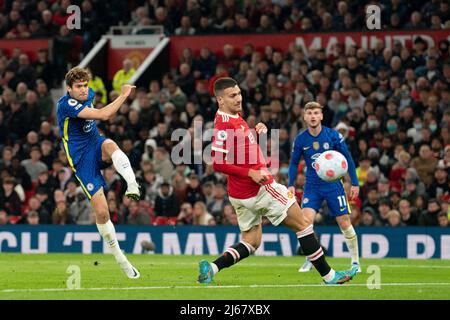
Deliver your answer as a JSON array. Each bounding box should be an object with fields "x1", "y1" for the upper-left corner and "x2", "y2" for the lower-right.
[
  {"x1": 73, "y1": 136, "x2": 111, "y2": 201},
  {"x1": 301, "y1": 181, "x2": 350, "y2": 217}
]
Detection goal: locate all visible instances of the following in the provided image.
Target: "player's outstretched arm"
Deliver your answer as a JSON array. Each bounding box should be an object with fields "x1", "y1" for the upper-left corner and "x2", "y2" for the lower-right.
[
  {"x1": 334, "y1": 133, "x2": 359, "y2": 199},
  {"x1": 77, "y1": 84, "x2": 135, "y2": 121}
]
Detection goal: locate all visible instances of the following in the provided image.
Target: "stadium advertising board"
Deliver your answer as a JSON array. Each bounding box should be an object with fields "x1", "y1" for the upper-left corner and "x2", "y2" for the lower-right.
[
  {"x1": 169, "y1": 30, "x2": 450, "y2": 68},
  {"x1": 0, "y1": 226, "x2": 449, "y2": 259}
]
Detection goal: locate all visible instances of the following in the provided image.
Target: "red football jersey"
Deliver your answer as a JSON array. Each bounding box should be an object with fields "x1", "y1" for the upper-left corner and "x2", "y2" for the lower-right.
[{"x1": 211, "y1": 110, "x2": 273, "y2": 199}]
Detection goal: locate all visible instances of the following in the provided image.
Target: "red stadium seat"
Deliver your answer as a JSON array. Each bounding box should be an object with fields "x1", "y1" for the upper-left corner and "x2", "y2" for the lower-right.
[{"x1": 9, "y1": 216, "x2": 22, "y2": 224}]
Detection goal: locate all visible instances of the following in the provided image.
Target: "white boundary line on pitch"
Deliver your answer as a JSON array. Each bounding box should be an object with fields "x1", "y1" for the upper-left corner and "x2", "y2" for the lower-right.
[
  {"x1": 140, "y1": 262, "x2": 450, "y2": 269},
  {"x1": 2, "y1": 282, "x2": 450, "y2": 293}
]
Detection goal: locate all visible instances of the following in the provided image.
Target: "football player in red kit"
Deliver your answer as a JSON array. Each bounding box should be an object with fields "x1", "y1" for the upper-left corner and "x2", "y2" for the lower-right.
[{"x1": 198, "y1": 77, "x2": 358, "y2": 285}]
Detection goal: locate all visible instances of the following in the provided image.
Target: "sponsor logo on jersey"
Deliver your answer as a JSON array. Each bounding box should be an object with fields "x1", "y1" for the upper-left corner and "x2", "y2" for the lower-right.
[
  {"x1": 83, "y1": 120, "x2": 95, "y2": 133},
  {"x1": 311, "y1": 153, "x2": 321, "y2": 170},
  {"x1": 313, "y1": 141, "x2": 320, "y2": 150}
]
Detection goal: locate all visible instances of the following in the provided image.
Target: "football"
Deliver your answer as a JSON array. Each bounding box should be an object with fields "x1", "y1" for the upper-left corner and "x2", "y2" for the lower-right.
[{"x1": 315, "y1": 150, "x2": 348, "y2": 182}]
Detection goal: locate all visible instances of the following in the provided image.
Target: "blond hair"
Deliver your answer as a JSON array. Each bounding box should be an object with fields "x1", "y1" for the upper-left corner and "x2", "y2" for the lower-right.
[{"x1": 304, "y1": 101, "x2": 323, "y2": 111}]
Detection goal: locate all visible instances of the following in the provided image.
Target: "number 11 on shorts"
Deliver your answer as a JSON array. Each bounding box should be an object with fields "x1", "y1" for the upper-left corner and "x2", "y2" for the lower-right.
[{"x1": 337, "y1": 195, "x2": 347, "y2": 208}]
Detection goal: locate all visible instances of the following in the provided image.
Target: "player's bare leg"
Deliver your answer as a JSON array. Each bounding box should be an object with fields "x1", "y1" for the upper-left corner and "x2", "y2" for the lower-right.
[
  {"x1": 92, "y1": 188, "x2": 140, "y2": 279},
  {"x1": 101, "y1": 139, "x2": 140, "y2": 200},
  {"x1": 336, "y1": 214, "x2": 361, "y2": 272},
  {"x1": 198, "y1": 225, "x2": 260, "y2": 284},
  {"x1": 283, "y1": 202, "x2": 357, "y2": 284}
]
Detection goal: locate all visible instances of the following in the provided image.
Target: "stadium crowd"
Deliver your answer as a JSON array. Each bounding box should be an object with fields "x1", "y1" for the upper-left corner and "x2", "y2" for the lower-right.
[{"x1": 0, "y1": 0, "x2": 449, "y2": 228}]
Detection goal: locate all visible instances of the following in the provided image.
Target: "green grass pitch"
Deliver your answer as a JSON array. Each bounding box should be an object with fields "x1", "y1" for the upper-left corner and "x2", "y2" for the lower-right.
[{"x1": 0, "y1": 254, "x2": 449, "y2": 300}]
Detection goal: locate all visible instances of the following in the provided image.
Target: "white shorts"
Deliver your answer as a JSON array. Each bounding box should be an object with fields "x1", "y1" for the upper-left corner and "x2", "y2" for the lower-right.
[{"x1": 229, "y1": 181, "x2": 297, "y2": 232}]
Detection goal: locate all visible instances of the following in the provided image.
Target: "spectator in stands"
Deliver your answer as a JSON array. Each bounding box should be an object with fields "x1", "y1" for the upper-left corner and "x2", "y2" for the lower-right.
[
  {"x1": 399, "y1": 199, "x2": 419, "y2": 226},
  {"x1": 152, "y1": 147, "x2": 174, "y2": 183},
  {"x1": 39, "y1": 10, "x2": 57, "y2": 37},
  {"x1": 27, "y1": 196, "x2": 50, "y2": 224},
  {"x1": 192, "y1": 201, "x2": 214, "y2": 226},
  {"x1": 438, "y1": 212, "x2": 449, "y2": 228},
  {"x1": 387, "y1": 209, "x2": 405, "y2": 227},
  {"x1": 419, "y1": 198, "x2": 442, "y2": 226},
  {"x1": 5, "y1": 99, "x2": 28, "y2": 141},
  {"x1": 154, "y1": 6, "x2": 174, "y2": 35},
  {"x1": 36, "y1": 169, "x2": 58, "y2": 197},
  {"x1": 154, "y1": 181, "x2": 180, "y2": 218},
  {"x1": 0, "y1": 177, "x2": 21, "y2": 216},
  {"x1": 207, "y1": 182, "x2": 229, "y2": 224},
  {"x1": 360, "y1": 207, "x2": 381, "y2": 227},
  {"x1": 20, "y1": 146, "x2": 48, "y2": 182},
  {"x1": 26, "y1": 210, "x2": 39, "y2": 225},
  {"x1": 127, "y1": 200, "x2": 150, "y2": 225},
  {"x1": 87, "y1": 68, "x2": 107, "y2": 104},
  {"x1": 53, "y1": 25, "x2": 76, "y2": 84},
  {"x1": 36, "y1": 81, "x2": 54, "y2": 121},
  {"x1": 177, "y1": 202, "x2": 193, "y2": 225},
  {"x1": 428, "y1": 160, "x2": 449, "y2": 200},
  {"x1": 175, "y1": 15, "x2": 195, "y2": 35},
  {"x1": 176, "y1": 63, "x2": 196, "y2": 97},
  {"x1": 16, "y1": 54, "x2": 35, "y2": 89},
  {"x1": 377, "y1": 199, "x2": 392, "y2": 226},
  {"x1": 0, "y1": 146, "x2": 13, "y2": 170},
  {"x1": 411, "y1": 144, "x2": 439, "y2": 187},
  {"x1": 52, "y1": 198, "x2": 74, "y2": 224},
  {"x1": 69, "y1": 188, "x2": 92, "y2": 225},
  {"x1": 0, "y1": 208, "x2": 9, "y2": 225},
  {"x1": 185, "y1": 173, "x2": 204, "y2": 205},
  {"x1": 23, "y1": 91, "x2": 42, "y2": 132},
  {"x1": 112, "y1": 59, "x2": 136, "y2": 93},
  {"x1": 8, "y1": 156, "x2": 32, "y2": 192}
]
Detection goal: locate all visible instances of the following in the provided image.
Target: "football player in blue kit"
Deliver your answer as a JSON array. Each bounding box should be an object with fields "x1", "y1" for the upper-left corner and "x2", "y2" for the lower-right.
[
  {"x1": 57, "y1": 67, "x2": 140, "y2": 279},
  {"x1": 288, "y1": 102, "x2": 361, "y2": 273}
]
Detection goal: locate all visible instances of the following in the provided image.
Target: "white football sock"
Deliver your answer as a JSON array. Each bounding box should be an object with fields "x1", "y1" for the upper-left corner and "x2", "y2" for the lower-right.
[
  {"x1": 111, "y1": 149, "x2": 137, "y2": 186},
  {"x1": 322, "y1": 269, "x2": 336, "y2": 282},
  {"x1": 341, "y1": 225, "x2": 359, "y2": 265},
  {"x1": 97, "y1": 220, "x2": 126, "y2": 263},
  {"x1": 210, "y1": 263, "x2": 219, "y2": 275}
]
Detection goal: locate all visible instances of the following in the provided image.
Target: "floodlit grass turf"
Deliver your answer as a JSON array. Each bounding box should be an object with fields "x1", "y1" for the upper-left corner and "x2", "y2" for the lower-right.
[{"x1": 0, "y1": 254, "x2": 449, "y2": 300}]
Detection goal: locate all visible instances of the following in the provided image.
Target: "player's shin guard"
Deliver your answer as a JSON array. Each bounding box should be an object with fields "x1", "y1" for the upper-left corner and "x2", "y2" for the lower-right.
[
  {"x1": 111, "y1": 149, "x2": 137, "y2": 186},
  {"x1": 340, "y1": 225, "x2": 359, "y2": 265},
  {"x1": 97, "y1": 220, "x2": 126, "y2": 262},
  {"x1": 296, "y1": 225, "x2": 331, "y2": 277},
  {"x1": 211, "y1": 241, "x2": 255, "y2": 274}
]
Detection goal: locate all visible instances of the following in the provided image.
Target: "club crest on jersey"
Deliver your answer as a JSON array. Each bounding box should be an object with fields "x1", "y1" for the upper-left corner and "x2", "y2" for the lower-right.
[
  {"x1": 313, "y1": 141, "x2": 320, "y2": 150},
  {"x1": 323, "y1": 142, "x2": 329, "y2": 150},
  {"x1": 217, "y1": 130, "x2": 227, "y2": 141}
]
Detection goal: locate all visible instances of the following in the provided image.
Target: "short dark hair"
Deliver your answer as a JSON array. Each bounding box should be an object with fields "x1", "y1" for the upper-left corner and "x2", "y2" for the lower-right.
[
  {"x1": 213, "y1": 77, "x2": 237, "y2": 96},
  {"x1": 65, "y1": 67, "x2": 90, "y2": 87}
]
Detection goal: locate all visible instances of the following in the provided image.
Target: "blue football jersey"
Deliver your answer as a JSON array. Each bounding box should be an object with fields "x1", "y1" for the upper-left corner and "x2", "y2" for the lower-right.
[
  {"x1": 288, "y1": 126, "x2": 358, "y2": 187},
  {"x1": 56, "y1": 88, "x2": 100, "y2": 168}
]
